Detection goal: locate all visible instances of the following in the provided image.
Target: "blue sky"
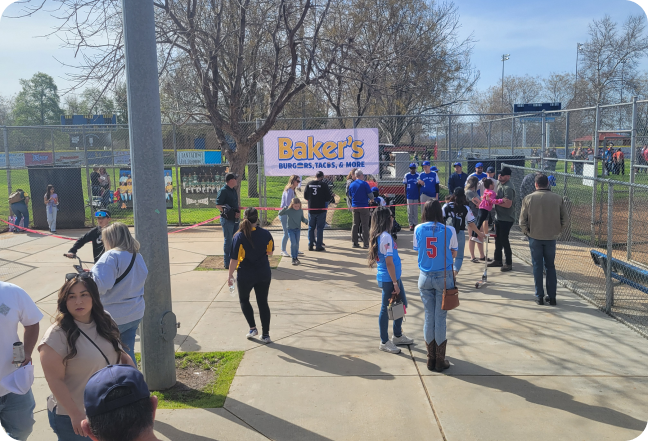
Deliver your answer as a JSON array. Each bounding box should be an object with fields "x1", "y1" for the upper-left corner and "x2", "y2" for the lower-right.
[{"x1": 0, "y1": 0, "x2": 647, "y2": 97}]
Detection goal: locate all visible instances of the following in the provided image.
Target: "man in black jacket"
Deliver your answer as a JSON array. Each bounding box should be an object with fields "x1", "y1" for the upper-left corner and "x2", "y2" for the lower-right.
[
  {"x1": 304, "y1": 171, "x2": 332, "y2": 251},
  {"x1": 64, "y1": 210, "x2": 111, "y2": 262}
]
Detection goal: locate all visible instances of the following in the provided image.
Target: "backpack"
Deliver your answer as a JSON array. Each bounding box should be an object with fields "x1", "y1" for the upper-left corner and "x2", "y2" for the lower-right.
[
  {"x1": 444, "y1": 203, "x2": 467, "y2": 231},
  {"x1": 9, "y1": 191, "x2": 24, "y2": 205}
]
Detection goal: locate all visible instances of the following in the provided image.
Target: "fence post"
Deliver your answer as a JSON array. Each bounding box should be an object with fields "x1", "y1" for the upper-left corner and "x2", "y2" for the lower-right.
[
  {"x1": 590, "y1": 104, "x2": 600, "y2": 245},
  {"x1": 563, "y1": 112, "x2": 570, "y2": 196},
  {"x1": 83, "y1": 126, "x2": 95, "y2": 227},
  {"x1": 173, "y1": 123, "x2": 181, "y2": 226},
  {"x1": 605, "y1": 182, "x2": 614, "y2": 314},
  {"x1": 51, "y1": 130, "x2": 55, "y2": 163},
  {"x1": 487, "y1": 120, "x2": 491, "y2": 159},
  {"x1": 627, "y1": 96, "x2": 638, "y2": 260},
  {"x1": 470, "y1": 123, "x2": 474, "y2": 154},
  {"x1": 3, "y1": 127, "x2": 11, "y2": 216},
  {"x1": 541, "y1": 111, "x2": 546, "y2": 169},
  {"x1": 447, "y1": 114, "x2": 452, "y2": 184},
  {"x1": 510, "y1": 116, "x2": 515, "y2": 155}
]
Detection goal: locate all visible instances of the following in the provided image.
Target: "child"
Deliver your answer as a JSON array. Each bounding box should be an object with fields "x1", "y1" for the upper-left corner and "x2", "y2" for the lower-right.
[
  {"x1": 474, "y1": 178, "x2": 502, "y2": 240},
  {"x1": 278, "y1": 197, "x2": 309, "y2": 265},
  {"x1": 371, "y1": 187, "x2": 386, "y2": 207}
]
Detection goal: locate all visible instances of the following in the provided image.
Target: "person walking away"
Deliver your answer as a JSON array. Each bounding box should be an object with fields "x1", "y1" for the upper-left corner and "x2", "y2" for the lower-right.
[
  {"x1": 0, "y1": 281, "x2": 42, "y2": 441},
  {"x1": 464, "y1": 177, "x2": 487, "y2": 262},
  {"x1": 278, "y1": 198, "x2": 308, "y2": 265},
  {"x1": 345, "y1": 168, "x2": 358, "y2": 212},
  {"x1": 403, "y1": 163, "x2": 420, "y2": 231},
  {"x1": 442, "y1": 187, "x2": 484, "y2": 276},
  {"x1": 91, "y1": 223, "x2": 148, "y2": 363},
  {"x1": 417, "y1": 161, "x2": 439, "y2": 204},
  {"x1": 39, "y1": 277, "x2": 135, "y2": 441},
  {"x1": 348, "y1": 169, "x2": 375, "y2": 249},
  {"x1": 98, "y1": 168, "x2": 111, "y2": 208},
  {"x1": 488, "y1": 167, "x2": 515, "y2": 272},
  {"x1": 91, "y1": 168, "x2": 102, "y2": 197},
  {"x1": 468, "y1": 163, "x2": 488, "y2": 195},
  {"x1": 9, "y1": 189, "x2": 30, "y2": 232},
  {"x1": 279, "y1": 175, "x2": 301, "y2": 257},
  {"x1": 227, "y1": 208, "x2": 274, "y2": 343},
  {"x1": 44, "y1": 184, "x2": 59, "y2": 233},
  {"x1": 304, "y1": 171, "x2": 332, "y2": 251},
  {"x1": 575, "y1": 148, "x2": 584, "y2": 175},
  {"x1": 216, "y1": 174, "x2": 241, "y2": 269},
  {"x1": 616, "y1": 148, "x2": 625, "y2": 175},
  {"x1": 368, "y1": 206, "x2": 414, "y2": 354},
  {"x1": 603, "y1": 144, "x2": 613, "y2": 176},
  {"x1": 519, "y1": 174, "x2": 567, "y2": 306},
  {"x1": 475, "y1": 179, "x2": 503, "y2": 240},
  {"x1": 82, "y1": 365, "x2": 162, "y2": 441},
  {"x1": 447, "y1": 162, "x2": 468, "y2": 194},
  {"x1": 414, "y1": 200, "x2": 458, "y2": 372},
  {"x1": 65, "y1": 210, "x2": 111, "y2": 263}
]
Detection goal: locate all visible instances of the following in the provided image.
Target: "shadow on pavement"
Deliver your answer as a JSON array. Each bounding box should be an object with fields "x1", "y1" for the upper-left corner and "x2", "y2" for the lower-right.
[{"x1": 154, "y1": 420, "x2": 217, "y2": 441}]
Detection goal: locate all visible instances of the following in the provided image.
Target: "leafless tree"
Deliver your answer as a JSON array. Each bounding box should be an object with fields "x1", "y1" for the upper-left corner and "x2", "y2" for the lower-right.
[{"x1": 0, "y1": 94, "x2": 15, "y2": 126}]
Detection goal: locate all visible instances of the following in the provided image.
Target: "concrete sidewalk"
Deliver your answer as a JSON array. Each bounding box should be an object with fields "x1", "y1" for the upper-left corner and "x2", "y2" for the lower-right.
[{"x1": 1, "y1": 228, "x2": 647, "y2": 440}]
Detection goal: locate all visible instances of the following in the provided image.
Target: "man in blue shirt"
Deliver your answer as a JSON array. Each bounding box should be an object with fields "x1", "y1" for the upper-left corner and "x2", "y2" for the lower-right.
[
  {"x1": 417, "y1": 161, "x2": 439, "y2": 206},
  {"x1": 447, "y1": 162, "x2": 468, "y2": 193},
  {"x1": 348, "y1": 169, "x2": 375, "y2": 248},
  {"x1": 403, "y1": 163, "x2": 420, "y2": 231},
  {"x1": 468, "y1": 162, "x2": 488, "y2": 195}
]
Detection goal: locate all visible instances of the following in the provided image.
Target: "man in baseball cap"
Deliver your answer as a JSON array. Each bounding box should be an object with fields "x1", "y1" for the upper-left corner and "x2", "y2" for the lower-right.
[
  {"x1": 448, "y1": 162, "x2": 467, "y2": 193},
  {"x1": 82, "y1": 365, "x2": 160, "y2": 441},
  {"x1": 488, "y1": 166, "x2": 516, "y2": 272},
  {"x1": 468, "y1": 163, "x2": 488, "y2": 195},
  {"x1": 404, "y1": 163, "x2": 420, "y2": 230},
  {"x1": 417, "y1": 161, "x2": 439, "y2": 209}
]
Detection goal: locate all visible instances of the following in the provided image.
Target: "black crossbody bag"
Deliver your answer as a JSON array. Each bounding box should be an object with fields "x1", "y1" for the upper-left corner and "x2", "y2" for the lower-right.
[{"x1": 114, "y1": 252, "x2": 137, "y2": 285}]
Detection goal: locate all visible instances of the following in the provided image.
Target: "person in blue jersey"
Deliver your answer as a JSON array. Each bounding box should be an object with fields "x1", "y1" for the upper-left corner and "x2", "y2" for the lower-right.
[
  {"x1": 417, "y1": 161, "x2": 439, "y2": 206},
  {"x1": 403, "y1": 163, "x2": 420, "y2": 231},
  {"x1": 447, "y1": 162, "x2": 468, "y2": 194},
  {"x1": 414, "y1": 200, "x2": 458, "y2": 372},
  {"x1": 348, "y1": 169, "x2": 375, "y2": 249},
  {"x1": 227, "y1": 208, "x2": 275, "y2": 344},
  {"x1": 368, "y1": 206, "x2": 414, "y2": 354},
  {"x1": 468, "y1": 163, "x2": 488, "y2": 195}
]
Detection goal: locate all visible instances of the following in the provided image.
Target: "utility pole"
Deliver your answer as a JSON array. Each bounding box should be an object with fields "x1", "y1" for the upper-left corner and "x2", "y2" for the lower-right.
[
  {"x1": 501, "y1": 54, "x2": 510, "y2": 147},
  {"x1": 122, "y1": 0, "x2": 176, "y2": 390}
]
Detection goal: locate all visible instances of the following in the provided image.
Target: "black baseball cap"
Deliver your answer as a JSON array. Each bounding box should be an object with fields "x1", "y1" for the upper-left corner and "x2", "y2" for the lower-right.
[
  {"x1": 84, "y1": 365, "x2": 150, "y2": 418},
  {"x1": 316, "y1": 171, "x2": 324, "y2": 178},
  {"x1": 498, "y1": 167, "x2": 512, "y2": 176}
]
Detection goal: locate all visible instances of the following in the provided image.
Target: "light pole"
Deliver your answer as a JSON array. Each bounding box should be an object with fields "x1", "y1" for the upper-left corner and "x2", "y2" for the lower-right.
[
  {"x1": 575, "y1": 43, "x2": 584, "y2": 97},
  {"x1": 501, "y1": 54, "x2": 510, "y2": 148}
]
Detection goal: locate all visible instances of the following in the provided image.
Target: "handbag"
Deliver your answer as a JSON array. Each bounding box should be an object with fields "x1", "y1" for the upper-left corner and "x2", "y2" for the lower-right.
[
  {"x1": 387, "y1": 294, "x2": 405, "y2": 321},
  {"x1": 441, "y1": 223, "x2": 460, "y2": 311}
]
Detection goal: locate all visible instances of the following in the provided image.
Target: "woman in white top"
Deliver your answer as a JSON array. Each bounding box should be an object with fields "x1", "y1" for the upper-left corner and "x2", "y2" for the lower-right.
[
  {"x1": 91, "y1": 222, "x2": 148, "y2": 363},
  {"x1": 279, "y1": 175, "x2": 301, "y2": 257},
  {"x1": 39, "y1": 276, "x2": 134, "y2": 440}
]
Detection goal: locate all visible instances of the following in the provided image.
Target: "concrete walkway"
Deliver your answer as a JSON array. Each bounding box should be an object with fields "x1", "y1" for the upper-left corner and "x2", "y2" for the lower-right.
[{"x1": 1, "y1": 227, "x2": 647, "y2": 440}]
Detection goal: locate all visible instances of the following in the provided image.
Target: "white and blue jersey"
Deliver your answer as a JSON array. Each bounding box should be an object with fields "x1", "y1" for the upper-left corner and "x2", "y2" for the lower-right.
[
  {"x1": 469, "y1": 172, "x2": 488, "y2": 195},
  {"x1": 376, "y1": 231, "x2": 401, "y2": 282},
  {"x1": 403, "y1": 172, "x2": 420, "y2": 200},
  {"x1": 413, "y1": 222, "x2": 458, "y2": 272},
  {"x1": 418, "y1": 172, "x2": 439, "y2": 197}
]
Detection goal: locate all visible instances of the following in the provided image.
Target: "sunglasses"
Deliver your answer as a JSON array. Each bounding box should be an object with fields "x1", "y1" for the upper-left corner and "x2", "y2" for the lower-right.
[
  {"x1": 65, "y1": 272, "x2": 93, "y2": 282},
  {"x1": 94, "y1": 212, "x2": 110, "y2": 218}
]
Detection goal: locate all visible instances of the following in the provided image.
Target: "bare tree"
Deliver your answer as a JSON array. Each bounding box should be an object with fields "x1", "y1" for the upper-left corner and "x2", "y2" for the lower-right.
[{"x1": 0, "y1": 94, "x2": 15, "y2": 126}]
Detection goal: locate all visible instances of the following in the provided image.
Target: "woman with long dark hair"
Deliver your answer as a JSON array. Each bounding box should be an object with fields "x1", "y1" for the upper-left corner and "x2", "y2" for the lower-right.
[
  {"x1": 44, "y1": 184, "x2": 59, "y2": 233},
  {"x1": 442, "y1": 187, "x2": 484, "y2": 276},
  {"x1": 414, "y1": 200, "x2": 457, "y2": 372},
  {"x1": 227, "y1": 208, "x2": 275, "y2": 343},
  {"x1": 280, "y1": 175, "x2": 301, "y2": 257},
  {"x1": 39, "y1": 276, "x2": 134, "y2": 440},
  {"x1": 368, "y1": 206, "x2": 414, "y2": 354}
]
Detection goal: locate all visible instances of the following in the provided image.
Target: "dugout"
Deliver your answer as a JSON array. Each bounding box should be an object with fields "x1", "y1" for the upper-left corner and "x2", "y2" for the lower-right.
[
  {"x1": 465, "y1": 156, "x2": 525, "y2": 176},
  {"x1": 28, "y1": 168, "x2": 86, "y2": 229}
]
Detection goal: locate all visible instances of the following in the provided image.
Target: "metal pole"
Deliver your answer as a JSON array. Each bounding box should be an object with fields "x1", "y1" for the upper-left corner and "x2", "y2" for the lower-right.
[
  {"x1": 541, "y1": 111, "x2": 546, "y2": 170},
  {"x1": 591, "y1": 105, "x2": 600, "y2": 245},
  {"x1": 122, "y1": 0, "x2": 176, "y2": 390},
  {"x1": 511, "y1": 115, "x2": 515, "y2": 155},
  {"x1": 563, "y1": 112, "x2": 570, "y2": 196},
  {"x1": 83, "y1": 126, "x2": 95, "y2": 227},
  {"x1": 487, "y1": 121, "x2": 492, "y2": 159},
  {"x1": 605, "y1": 182, "x2": 614, "y2": 314},
  {"x1": 173, "y1": 124, "x2": 182, "y2": 226},
  {"x1": 470, "y1": 123, "x2": 474, "y2": 154},
  {"x1": 51, "y1": 131, "x2": 56, "y2": 164},
  {"x1": 522, "y1": 122, "x2": 526, "y2": 151},
  {"x1": 627, "y1": 97, "x2": 638, "y2": 260},
  {"x1": 447, "y1": 115, "x2": 452, "y2": 186},
  {"x1": 3, "y1": 127, "x2": 11, "y2": 216},
  {"x1": 256, "y1": 119, "x2": 266, "y2": 225}
]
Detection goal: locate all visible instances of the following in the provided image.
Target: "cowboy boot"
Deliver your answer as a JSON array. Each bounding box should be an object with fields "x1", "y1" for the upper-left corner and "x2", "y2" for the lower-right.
[
  {"x1": 425, "y1": 340, "x2": 437, "y2": 371},
  {"x1": 435, "y1": 340, "x2": 450, "y2": 372}
]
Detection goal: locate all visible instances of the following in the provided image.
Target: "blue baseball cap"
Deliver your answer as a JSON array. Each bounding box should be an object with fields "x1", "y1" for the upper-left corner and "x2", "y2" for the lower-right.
[
  {"x1": 431, "y1": 166, "x2": 438, "y2": 172},
  {"x1": 371, "y1": 187, "x2": 379, "y2": 192},
  {"x1": 475, "y1": 162, "x2": 483, "y2": 168},
  {"x1": 487, "y1": 166, "x2": 495, "y2": 173},
  {"x1": 422, "y1": 161, "x2": 431, "y2": 166},
  {"x1": 453, "y1": 162, "x2": 462, "y2": 167},
  {"x1": 84, "y1": 365, "x2": 150, "y2": 418},
  {"x1": 409, "y1": 163, "x2": 417, "y2": 168}
]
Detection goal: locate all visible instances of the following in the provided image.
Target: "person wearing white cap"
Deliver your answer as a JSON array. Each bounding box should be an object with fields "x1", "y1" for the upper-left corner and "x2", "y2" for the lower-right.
[{"x1": 0, "y1": 281, "x2": 43, "y2": 441}]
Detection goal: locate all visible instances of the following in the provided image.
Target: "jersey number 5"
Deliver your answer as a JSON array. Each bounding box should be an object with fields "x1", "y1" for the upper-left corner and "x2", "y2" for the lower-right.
[{"x1": 426, "y1": 237, "x2": 437, "y2": 259}]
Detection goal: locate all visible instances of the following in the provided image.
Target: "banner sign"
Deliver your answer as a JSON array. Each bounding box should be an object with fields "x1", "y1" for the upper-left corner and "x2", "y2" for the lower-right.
[
  {"x1": 0, "y1": 153, "x2": 26, "y2": 168},
  {"x1": 55, "y1": 152, "x2": 86, "y2": 166},
  {"x1": 204, "y1": 151, "x2": 222, "y2": 164},
  {"x1": 180, "y1": 166, "x2": 228, "y2": 208},
  {"x1": 262, "y1": 128, "x2": 379, "y2": 176},
  {"x1": 87, "y1": 151, "x2": 112, "y2": 166},
  {"x1": 178, "y1": 151, "x2": 205, "y2": 165},
  {"x1": 25, "y1": 152, "x2": 54, "y2": 166},
  {"x1": 69, "y1": 132, "x2": 112, "y2": 149},
  {"x1": 117, "y1": 169, "x2": 174, "y2": 209},
  {"x1": 114, "y1": 151, "x2": 131, "y2": 165}
]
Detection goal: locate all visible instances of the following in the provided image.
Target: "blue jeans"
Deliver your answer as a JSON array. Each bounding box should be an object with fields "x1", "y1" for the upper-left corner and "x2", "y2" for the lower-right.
[
  {"x1": 528, "y1": 238, "x2": 557, "y2": 301},
  {"x1": 11, "y1": 202, "x2": 29, "y2": 230},
  {"x1": 308, "y1": 212, "x2": 326, "y2": 248},
  {"x1": 48, "y1": 407, "x2": 87, "y2": 441},
  {"x1": 118, "y1": 318, "x2": 141, "y2": 364},
  {"x1": 0, "y1": 390, "x2": 35, "y2": 441},
  {"x1": 378, "y1": 279, "x2": 408, "y2": 344},
  {"x1": 221, "y1": 218, "x2": 239, "y2": 267},
  {"x1": 454, "y1": 230, "x2": 466, "y2": 272},
  {"x1": 418, "y1": 270, "x2": 453, "y2": 344},
  {"x1": 279, "y1": 214, "x2": 290, "y2": 252},
  {"x1": 47, "y1": 205, "x2": 58, "y2": 232},
  {"x1": 287, "y1": 228, "x2": 301, "y2": 259}
]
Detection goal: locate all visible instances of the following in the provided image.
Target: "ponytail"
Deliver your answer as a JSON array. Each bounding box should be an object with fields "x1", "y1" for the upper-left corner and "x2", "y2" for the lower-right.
[
  {"x1": 367, "y1": 207, "x2": 392, "y2": 268},
  {"x1": 237, "y1": 207, "x2": 259, "y2": 247}
]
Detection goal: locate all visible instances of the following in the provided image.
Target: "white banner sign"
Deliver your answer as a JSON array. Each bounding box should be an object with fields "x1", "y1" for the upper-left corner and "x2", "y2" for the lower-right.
[
  {"x1": 262, "y1": 128, "x2": 379, "y2": 176},
  {"x1": 55, "y1": 152, "x2": 86, "y2": 166},
  {"x1": 0, "y1": 153, "x2": 25, "y2": 168},
  {"x1": 178, "y1": 151, "x2": 205, "y2": 165}
]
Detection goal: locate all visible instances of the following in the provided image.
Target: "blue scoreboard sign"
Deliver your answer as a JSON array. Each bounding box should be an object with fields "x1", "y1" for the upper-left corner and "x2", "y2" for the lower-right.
[
  {"x1": 513, "y1": 103, "x2": 562, "y2": 113},
  {"x1": 60, "y1": 114, "x2": 117, "y2": 126}
]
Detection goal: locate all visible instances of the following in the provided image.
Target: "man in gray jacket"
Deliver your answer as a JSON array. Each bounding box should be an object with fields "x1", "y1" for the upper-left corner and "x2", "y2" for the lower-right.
[{"x1": 519, "y1": 174, "x2": 567, "y2": 306}]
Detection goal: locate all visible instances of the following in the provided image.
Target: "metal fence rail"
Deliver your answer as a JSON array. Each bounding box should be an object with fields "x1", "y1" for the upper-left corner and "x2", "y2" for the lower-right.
[{"x1": 504, "y1": 163, "x2": 648, "y2": 339}]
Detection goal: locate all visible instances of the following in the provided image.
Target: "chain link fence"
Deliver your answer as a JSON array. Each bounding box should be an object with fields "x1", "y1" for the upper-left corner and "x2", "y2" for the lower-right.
[{"x1": 505, "y1": 163, "x2": 648, "y2": 338}]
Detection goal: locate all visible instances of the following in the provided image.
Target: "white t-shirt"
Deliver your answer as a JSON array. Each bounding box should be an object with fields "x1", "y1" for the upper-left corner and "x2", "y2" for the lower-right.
[{"x1": 0, "y1": 282, "x2": 43, "y2": 397}]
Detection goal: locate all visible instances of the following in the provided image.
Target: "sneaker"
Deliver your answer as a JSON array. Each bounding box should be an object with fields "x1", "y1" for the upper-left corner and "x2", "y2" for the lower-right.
[
  {"x1": 535, "y1": 297, "x2": 544, "y2": 305},
  {"x1": 409, "y1": 225, "x2": 415, "y2": 231},
  {"x1": 292, "y1": 258, "x2": 299, "y2": 265},
  {"x1": 362, "y1": 244, "x2": 369, "y2": 249},
  {"x1": 470, "y1": 236, "x2": 482, "y2": 244},
  {"x1": 308, "y1": 245, "x2": 314, "y2": 251},
  {"x1": 246, "y1": 329, "x2": 258, "y2": 340},
  {"x1": 315, "y1": 247, "x2": 326, "y2": 252},
  {"x1": 298, "y1": 251, "x2": 304, "y2": 255},
  {"x1": 324, "y1": 223, "x2": 331, "y2": 229},
  {"x1": 352, "y1": 243, "x2": 361, "y2": 248},
  {"x1": 500, "y1": 264, "x2": 512, "y2": 272},
  {"x1": 544, "y1": 295, "x2": 557, "y2": 306},
  {"x1": 392, "y1": 334, "x2": 414, "y2": 345},
  {"x1": 379, "y1": 340, "x2": 401, "y2": 354},
  {"x1": 487, "y1": 260, "x2": 503, "y2": 268},
  {"x1": 281, "y1": 251, "x2": 290, "y2": 257},
  {"x1": 260, "y1": 335, "x2": 272, "y2": 344}
]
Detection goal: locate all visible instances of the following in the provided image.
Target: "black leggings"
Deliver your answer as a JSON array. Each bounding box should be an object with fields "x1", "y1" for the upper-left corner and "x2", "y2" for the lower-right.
[
  {"x1": 476, "y1": 208, "x2": 490, "y2": 231},
  {"x1": 238, "y1": 277, "x2": 272, "y2": 335}
]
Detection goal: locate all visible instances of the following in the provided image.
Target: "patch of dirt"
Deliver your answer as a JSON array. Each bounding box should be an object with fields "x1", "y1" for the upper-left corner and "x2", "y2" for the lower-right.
[
  {"x1": 196, "y1": 255, "x2": 282, "y2": 270},
  {"x1": 159, "y1": 359, "x2": 216, "y2": 401}
]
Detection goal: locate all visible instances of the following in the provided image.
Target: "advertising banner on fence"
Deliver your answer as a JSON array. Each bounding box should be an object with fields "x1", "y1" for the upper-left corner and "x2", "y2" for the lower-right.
[
  {"x1": 114, "y1": 151, "x2": 131, "y2": 165},
  {"x1": 117, "y1": 169, "x2": 174, "y2": 209},
  {"x1": 24, "y1": 152, "x2": 54, "y2": 166},
  {"x1": 55, "y1": 152, "x2": 86, "y2": 166},
  {"x1": 0, "y1": 153, "x2": 26, "y2": 168},
  {"x1": 87, "y1": 151, "x2": 112, "y2": 166},
  {"x1": 262, "y1": 128, "x2": 379, "y2": 176},
  {"x1": 180, "y1": 166, "x2": 228, "y2": 208},
  {"x1": 178, "y1": 151, "x2": 204, "y2": 165}
]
